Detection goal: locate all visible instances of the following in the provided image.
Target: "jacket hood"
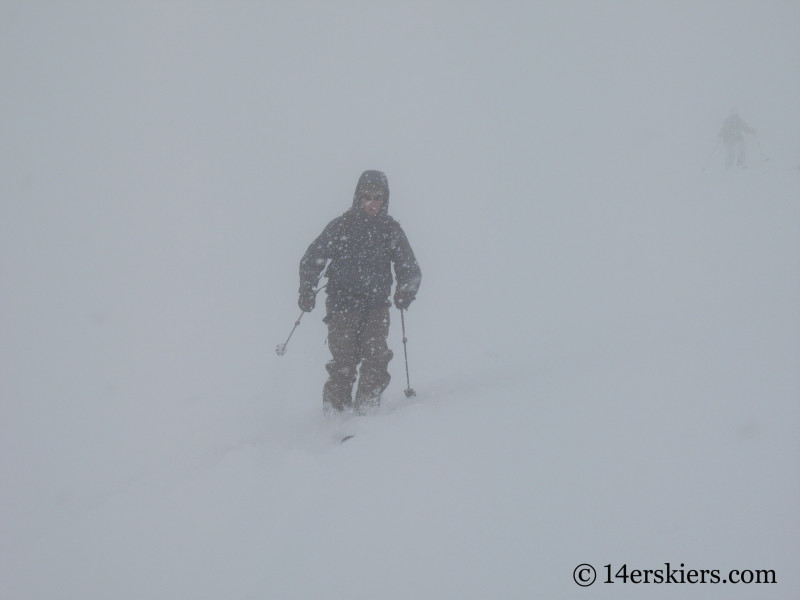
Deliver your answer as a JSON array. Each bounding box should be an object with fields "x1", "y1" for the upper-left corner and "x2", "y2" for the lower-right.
[{"x1": 352, "y1": 170, "x2": 390, "y2": 216}]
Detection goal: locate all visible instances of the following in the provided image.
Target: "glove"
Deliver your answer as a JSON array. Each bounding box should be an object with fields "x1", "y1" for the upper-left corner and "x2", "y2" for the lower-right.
[
  {"x1": 298, "y1": 291, "x2": 316, "y2": 312},
  {"x1": 393, "y1": 290, "x2": 415, "y2": 310}
]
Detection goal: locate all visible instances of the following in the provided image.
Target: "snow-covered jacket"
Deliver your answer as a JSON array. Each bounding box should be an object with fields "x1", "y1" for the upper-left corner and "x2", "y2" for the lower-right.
[
  {"x1": 719, "y1": 114, "x2": 755, "y2": 144},
  {"x1": 299, "y1": 171, "x2": 422, "y2": 312}
]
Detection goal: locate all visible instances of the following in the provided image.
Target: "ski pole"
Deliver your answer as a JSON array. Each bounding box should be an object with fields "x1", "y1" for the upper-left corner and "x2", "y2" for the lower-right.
[
  {"x1": 754, "y1": 134, "x2": 770, "y2": 161},
  {"x1": 276, "y1": 283, "x2": 326, "y2": 356},
  {"x1": 702, "y1": 140, "x2": 720, "y2": 171},
  {"x1": 276, "y1": 311, "x2": 305, "y2": 356},
  {"x1": 399, "y1": 309, "x2": 416, "y2": 397}
]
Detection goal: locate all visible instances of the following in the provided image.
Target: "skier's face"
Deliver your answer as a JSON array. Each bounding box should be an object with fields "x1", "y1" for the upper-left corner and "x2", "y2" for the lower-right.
[{"x1": 361, "y1": 191, "x2": 385, "y2": 217}]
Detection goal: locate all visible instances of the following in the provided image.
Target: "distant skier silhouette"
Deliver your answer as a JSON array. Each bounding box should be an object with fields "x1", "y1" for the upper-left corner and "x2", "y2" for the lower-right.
[{"x1": 718, "y1": 110, "x2": 756, "y2": 169}]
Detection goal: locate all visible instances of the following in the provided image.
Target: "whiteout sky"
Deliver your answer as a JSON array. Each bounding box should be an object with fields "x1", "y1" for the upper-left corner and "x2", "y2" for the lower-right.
[{"x1": 2, "y1": 2, "x2": 799, "y2": 599}]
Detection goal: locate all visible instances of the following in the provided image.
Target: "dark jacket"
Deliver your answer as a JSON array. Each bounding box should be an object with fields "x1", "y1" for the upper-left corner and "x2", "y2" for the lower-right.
[{"x1": 299, "y1": 171, "x2": 421, "y2": 313}]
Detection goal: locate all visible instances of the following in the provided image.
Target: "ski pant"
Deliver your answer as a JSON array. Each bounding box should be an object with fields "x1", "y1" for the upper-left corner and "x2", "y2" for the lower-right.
[
  {"x1": 725, "y1": 139, "x2": 746, "y2": 168},
  {"x1": 323, "y1": 306, "x2": 393, "y2": 414}
]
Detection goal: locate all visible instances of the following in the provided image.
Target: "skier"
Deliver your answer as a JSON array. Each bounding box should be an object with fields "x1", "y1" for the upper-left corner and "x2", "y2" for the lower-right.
[
  {"x1": 719, "y1": 110, "x2": 756, "y2": 169},
  {"x1": 298, "y1": 170, "x2": 421, "y2": 415}
]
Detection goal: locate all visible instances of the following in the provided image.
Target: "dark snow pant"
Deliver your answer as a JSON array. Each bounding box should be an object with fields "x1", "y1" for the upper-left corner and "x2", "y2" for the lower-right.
[{"x1": 323, "y1": 306, "x2": 393, "y2": 414}]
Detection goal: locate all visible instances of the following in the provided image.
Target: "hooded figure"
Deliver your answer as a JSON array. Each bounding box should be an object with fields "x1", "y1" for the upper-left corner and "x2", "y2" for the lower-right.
[{"x1": 298, "y1": 170, "x2": 421, "y2": 414}]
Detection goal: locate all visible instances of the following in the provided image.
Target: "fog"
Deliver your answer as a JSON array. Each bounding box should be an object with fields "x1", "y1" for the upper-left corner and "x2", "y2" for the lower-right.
[{"x1": 2, "y1": 2, "x2": 799, "y2": 598}]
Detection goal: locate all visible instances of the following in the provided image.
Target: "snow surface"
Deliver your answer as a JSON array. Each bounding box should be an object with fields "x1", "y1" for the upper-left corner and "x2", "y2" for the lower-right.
[{"x1": 2, "y1": 2, "x2": 799, "y2": 599}]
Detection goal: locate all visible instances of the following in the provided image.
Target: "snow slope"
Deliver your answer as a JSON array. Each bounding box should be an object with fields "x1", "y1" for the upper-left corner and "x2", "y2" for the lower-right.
[{"x1": 2, "y1": 2, "x2": 799, "y2": 599}]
